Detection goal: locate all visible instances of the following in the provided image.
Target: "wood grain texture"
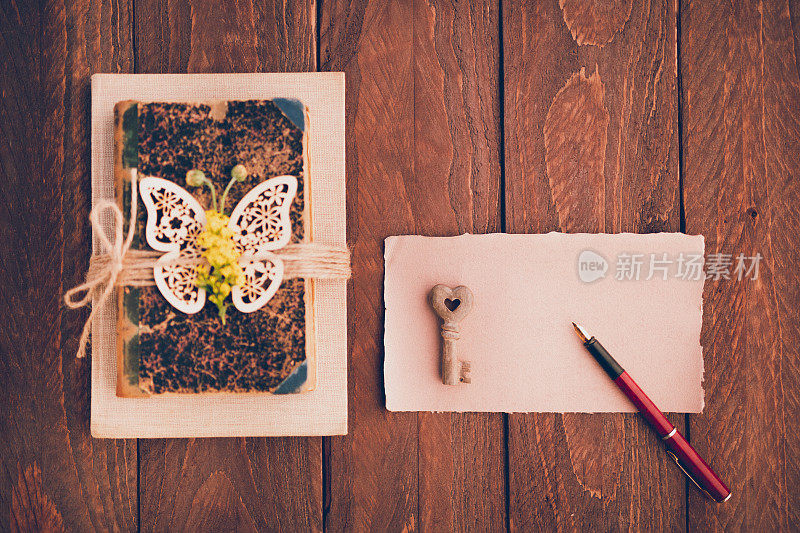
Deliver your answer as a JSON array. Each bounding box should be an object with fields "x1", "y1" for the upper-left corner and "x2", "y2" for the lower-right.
[
  {"x1": 0, "y1": 0, "x2": 137, "y2": 531},
  {"x1": 321, "y1": 0, "x2": 504, "y2": 530},
  {"x1": 682, "y1": 0, "x2": 800, "y2": 529},
  {"x1": 10, "y1": 464, "x2": 65, "y2": 532},
  {"x1": 133, "y1": 1, "x2": 322, "y2": 531},
  {"x1": 139, "y1": 437, "x2": 322, "y2": 531},
  {"x1": 4, "y1": 0, "x2": 800, "y2": 529},
  {"x1": 559, "y1": 0, "x2": 633, "y2": 46},
  {"x1": 135, "y1": 0, "x2": 315, "y2": 73},
  {"x1": 544, "y1": 67, "x2": 610, "y2": 231},
  {"x1": 503, "y1": 0, "x2": 685, "y2": 529}
]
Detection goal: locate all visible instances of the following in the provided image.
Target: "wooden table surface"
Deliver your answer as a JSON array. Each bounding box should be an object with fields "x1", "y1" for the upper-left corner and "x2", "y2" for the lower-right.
[{"x1": 1, "y1": 0, "x2": 798, "y2": 531}]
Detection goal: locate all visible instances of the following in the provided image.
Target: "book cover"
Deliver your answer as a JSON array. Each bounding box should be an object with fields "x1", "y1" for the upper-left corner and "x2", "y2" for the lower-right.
[{"x1": 114, "y1": 99, "x2": 315, "y2": 396}]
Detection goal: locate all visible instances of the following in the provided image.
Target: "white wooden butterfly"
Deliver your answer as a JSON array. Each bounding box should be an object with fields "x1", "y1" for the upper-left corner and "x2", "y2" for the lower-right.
[{"x1": 138, "y1": 175, "x2": 298, "y2": 314}]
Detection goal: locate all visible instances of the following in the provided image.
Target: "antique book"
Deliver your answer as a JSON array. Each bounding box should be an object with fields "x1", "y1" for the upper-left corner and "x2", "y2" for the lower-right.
[
  {"x1": 113, "y1": 98, "x2": 315, "y2": 397},
  {"x1": 90, "y1": 73, "x2": 346, "y2": 438}
]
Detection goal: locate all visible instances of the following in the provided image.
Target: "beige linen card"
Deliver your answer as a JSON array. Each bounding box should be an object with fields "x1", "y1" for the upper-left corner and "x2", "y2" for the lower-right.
[
  {"x1": 384, "y1": 233, "x2": 705, "y2": 413},
  {"x1": 90, "y1": 73, "x2": 346, "y2": 437}
]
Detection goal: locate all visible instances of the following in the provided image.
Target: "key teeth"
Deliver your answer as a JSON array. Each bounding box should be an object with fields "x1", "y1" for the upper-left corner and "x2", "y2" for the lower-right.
[{"x1": 460, "y1": 361, "x2": 471, "y2": 383}]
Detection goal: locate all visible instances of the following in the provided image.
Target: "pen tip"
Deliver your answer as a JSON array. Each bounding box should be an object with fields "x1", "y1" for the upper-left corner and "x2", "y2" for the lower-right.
[{"x1": 572, "y1": 322, "x2": 589, "y2": 343}]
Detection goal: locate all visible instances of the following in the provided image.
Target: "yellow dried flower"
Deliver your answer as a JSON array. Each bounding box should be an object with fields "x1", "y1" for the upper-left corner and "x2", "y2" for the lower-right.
[
  {"x1": 194, "y1": 210, "x2": 242, "y2": 324},
  {"x1": 186, "y1": 165, "x2": 250, "y2": 324}
]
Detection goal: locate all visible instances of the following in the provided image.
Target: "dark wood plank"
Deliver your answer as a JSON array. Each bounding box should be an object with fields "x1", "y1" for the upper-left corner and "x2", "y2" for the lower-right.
[
  {"x1": 139, "y1": 437, "x2": 322, "y2": 531},
  {"x1": 133, "y1": 1, "x2": 322, "y2": 531},
  {"x1": 320, "y1": 0, "x2": 504, "y2": 530},
  {"x1": 412, "y1": 2, "x2": 505, "y2": 531},
  {"x1": 136, "y1": 0, "x2": 315, "y2": 74},
  {"x1": 1, "y1": 0, "x2": 137, "y2": 531},
  {"x1": 682, "y1": 0, "x2": 800, "y2": 529},
  {"x1": 322, "y1": 3, "x2": 418, "y2": 528},
  {"x1": 503, "y1": 0, "x2": 685, "y2": 529}
]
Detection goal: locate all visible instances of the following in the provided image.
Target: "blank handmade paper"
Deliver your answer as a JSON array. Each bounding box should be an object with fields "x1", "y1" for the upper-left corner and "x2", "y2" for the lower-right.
[{"x1": 384, "y1": 233, "x2": 705, "y2": 413}]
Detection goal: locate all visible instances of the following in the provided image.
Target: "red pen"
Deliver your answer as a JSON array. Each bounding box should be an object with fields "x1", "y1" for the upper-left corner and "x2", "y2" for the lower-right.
[{"x1": 572, "y1": 322, "x2": 731, "y2": 502}]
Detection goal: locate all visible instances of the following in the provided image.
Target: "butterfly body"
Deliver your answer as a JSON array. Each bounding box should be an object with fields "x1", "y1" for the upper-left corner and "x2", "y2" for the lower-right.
[{"x1": 139, "y1": 175, "x2": 298, "y2": 315}]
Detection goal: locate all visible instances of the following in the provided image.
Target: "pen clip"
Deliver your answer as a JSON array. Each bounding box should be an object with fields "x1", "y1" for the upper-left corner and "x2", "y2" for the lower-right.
[{"x1": 666, "y1": 450, "x2": 715, "y2": 501}]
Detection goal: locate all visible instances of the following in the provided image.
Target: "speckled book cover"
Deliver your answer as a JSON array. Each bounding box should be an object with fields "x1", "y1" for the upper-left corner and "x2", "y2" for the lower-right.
[{"x1": 113, "y1": 99, "x2": 315, "y2": 397}]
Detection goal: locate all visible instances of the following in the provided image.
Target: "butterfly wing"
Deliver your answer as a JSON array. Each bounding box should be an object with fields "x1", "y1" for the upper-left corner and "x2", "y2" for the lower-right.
[
  {"x1": 228, "y1": 175, "x2": 298, "y2": 313},
  {"x1": 232, "y1": 251, "x2": 285, "y2": 313},
  {"x1": 139, "y1": 176, "x2": 207, "y2": 314}
]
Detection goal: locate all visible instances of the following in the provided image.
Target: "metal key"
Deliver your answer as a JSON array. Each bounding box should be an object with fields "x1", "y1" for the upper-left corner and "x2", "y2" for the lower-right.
[{"x1": 429, "y1": 284, "x2": 473, "y2": 385}]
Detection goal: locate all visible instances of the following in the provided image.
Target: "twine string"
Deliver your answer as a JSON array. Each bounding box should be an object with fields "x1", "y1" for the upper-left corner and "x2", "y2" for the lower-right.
[
  {"x1": 64, "y1": 170, "x2": 139, "y2": 358},
  {"x1": 64, "y1": 172, "x2": 350, "y2": 359}
]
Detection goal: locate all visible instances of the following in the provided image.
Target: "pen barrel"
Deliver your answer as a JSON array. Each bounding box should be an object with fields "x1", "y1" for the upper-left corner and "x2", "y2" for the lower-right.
[
  {"x1": 663, "y1": 429, "x2": 731, "y2": 502},
  {"x1": 614, "y1": 371, "x2": 731, "y2": 502},
  {"x1": 614, "y1": 371, "x2": 674, "y2": 435}
]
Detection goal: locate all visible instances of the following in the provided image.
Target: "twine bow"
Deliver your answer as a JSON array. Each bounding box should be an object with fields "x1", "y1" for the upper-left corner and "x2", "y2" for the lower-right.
[
  {"x1": 64, "y1": 171, "x2": 350, "y2": 359},
  {"x1": 64, "y1": 172, "x2": 140, "y2": 358}
]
